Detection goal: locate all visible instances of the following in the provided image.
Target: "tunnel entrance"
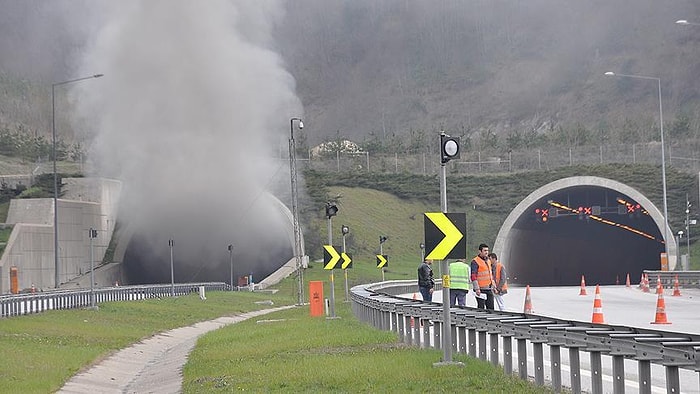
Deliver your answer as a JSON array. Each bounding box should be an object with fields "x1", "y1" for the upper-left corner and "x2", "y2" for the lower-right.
[{"x1": 494, "y1": 177, "x2": 676, "y2": 286}]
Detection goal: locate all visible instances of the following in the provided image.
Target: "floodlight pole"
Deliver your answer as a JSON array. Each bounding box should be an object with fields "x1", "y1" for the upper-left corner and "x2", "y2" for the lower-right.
[{"x1": 289, "y1": 117, "x2": 304, "y2": 305}]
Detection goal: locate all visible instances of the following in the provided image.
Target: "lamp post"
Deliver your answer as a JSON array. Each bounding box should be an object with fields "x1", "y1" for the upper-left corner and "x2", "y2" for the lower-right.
[
  {"x1": 228, "y1": 244, "x2": 234, "y2": 291},
  {"x1": 419, "y1": 242, "x2": 425, "y2": 261},
  {"x1": 686, "y1": 196, "x2": 691, "y2": 262},
  {"x1": 604, "y1": 72, "x2": 670, "y2": 259},
  {"x1": 289, "y1": 117, "x2": 304, "y2": 305},
  {"x1": 52, "y1": 73, "x2": 103, "y2": 288}
]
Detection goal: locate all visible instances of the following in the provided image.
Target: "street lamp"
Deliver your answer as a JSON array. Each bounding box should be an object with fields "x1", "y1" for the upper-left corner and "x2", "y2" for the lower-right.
[
  {"x1": 341, "y1": 225, "x2": 349, "y2": 301},
  {"x1": 168, "y1": 238, "x2": 175, "y2": 296},
  {"x1": 88, "y1": 228, "x2": 97, "y2": 309},
  {"x1": 289, "y1": 117, "x2": 304, "y2": 305},
  {"x1": 604, "y1": 71, "x2": 670, "y2": 259},
  {"x1": 52, "y1": 73, "x2": 103, "y2": 288}
]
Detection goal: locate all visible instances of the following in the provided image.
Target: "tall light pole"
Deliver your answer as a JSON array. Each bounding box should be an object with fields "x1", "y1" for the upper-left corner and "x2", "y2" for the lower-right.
[
  {"x1": 52, "y1": 73, "x2": 103, "y2": 288},
  {"x1": 341, "y1": 224, "x2": 349, "y2": 302},
  {"x1": 604, "y1": 72, "x2": 670, "y2": 259},
  {"x1": 289, "y1": 117, "x2": 304, "y2": 305},
  {"x1": 228, "y1": 244, "x2": 234, "y2": 291},
  {"x1": 686, "y1": 196, "x2": 691, "y2": 263}
]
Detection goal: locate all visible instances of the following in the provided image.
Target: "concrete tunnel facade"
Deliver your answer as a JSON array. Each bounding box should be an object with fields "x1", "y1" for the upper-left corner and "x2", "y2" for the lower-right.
[{"x1": 493, "y1": 176, "x2": 677, "y2": 287}]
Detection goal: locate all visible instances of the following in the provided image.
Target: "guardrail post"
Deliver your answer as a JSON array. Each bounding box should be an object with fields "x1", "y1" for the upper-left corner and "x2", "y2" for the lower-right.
[
  {"x1": 479, "y1": 330, "x2": 487, "y2": 361},
  {"x1": 611, "y1": 355, "x2": 624, "y2": 394},
  {"x1": 569, "y1": 347, "x2": 582, "y2": 394},
  {"x1": 413, "y1": 318, "x2": 421, "y2": 347},
  {"x1": 404, "y1": 315, "x2": 412, "y2": 344},
  {"x1": 666, "y1": 365, "x2": 680, "y2": 394},
  {"x1": 451, "y1": 325, "x2": 458, "y2": 353},
  {"x1": 550, "y1": 344, "x2": 561, "y2": 393},
  {"x1": 457, "y1": 326, "x2": 467, "y2": 354},
  {"x1": 422, "y1": 319, "x2": 431, "y2": 349},
  {"x1": 490, "y1": 333, "x2": 499, "y2": 366},
  {"x1": 534, "y1": 342, "x2": 544, "y2": 386},
  {"x1": 503, "y1": 335, "x2": 513, "y2": 375},
  {"x1": 397, "y1": 311, "x2": 405, "y2": 342},
  {"x1": 434, "y1": 321, "x2": 442, "y2": 349},
  {"x1": 468, "y1": 328, "x2": 477, "y2": 357},
  {"x1": 517, "y1": 338, "x2": 528, "y2": 380},
  {"x1": 590, "y1": 351, "x2": 603, "y2": 394}
]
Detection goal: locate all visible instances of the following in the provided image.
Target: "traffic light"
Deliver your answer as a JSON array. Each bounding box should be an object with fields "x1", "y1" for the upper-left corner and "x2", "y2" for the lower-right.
[
  {"x1": 325, "y1": 202, "x2": 338, "y2": 218},
  {"x1": 440, "y1": 133, "x2": 460, "y2": 164}
]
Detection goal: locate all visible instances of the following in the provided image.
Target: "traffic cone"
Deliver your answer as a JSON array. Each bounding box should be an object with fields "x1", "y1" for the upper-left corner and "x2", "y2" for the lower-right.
[
  {"x1": 672, "y1": 275, "x2": 682, "y2": 297},
  {"x1": 625, "y1": 273, "x2": 631, "y2": 288},
  {"x1": 656, "y1": 275, "x2": 663, "y2": 295},
  {"x1": 523, "y1": 285, "x2": 534, "y2": 314},
  {"x1": 591, "y1": 285, "x2": 605, "y2": 324},
  {"x1": 31, "y1": 283, "x2": 35, "y2": 294},
  {"x1": 641, "y1": 274, "x2": 650, "y2": 293},
  {"x1": 579, "y1": 275, "x2": 587, "y2": 296},
  {"x1": 650, "y1": 289, "x2": 672, "y2": 324},
  {"x1": 616, "y1": 275, "x2": 620, "y2": 285},
  {"x1": 638, "y1": 273, "x2": 644, "y2": 288}
]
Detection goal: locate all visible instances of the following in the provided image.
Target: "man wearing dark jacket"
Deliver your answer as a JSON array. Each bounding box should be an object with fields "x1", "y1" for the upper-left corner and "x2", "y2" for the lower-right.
[{"x1": 417, "y1": 260, "x2": 434, "y2": 301}]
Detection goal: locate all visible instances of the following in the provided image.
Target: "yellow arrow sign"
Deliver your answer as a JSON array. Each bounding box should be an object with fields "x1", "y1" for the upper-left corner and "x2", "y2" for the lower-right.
[
  {"x1": 424, "y1": 212, "x2": 466, "y2": 260},
  {"x1": 341, "y1": 252, "x2": 352, "y2": 269},
  {"x1": 376, "y1": 254, "x2": 388, "y2": 268},
  {"x1": 323, "y1": 245, "x2": 340, "y2": 270}
]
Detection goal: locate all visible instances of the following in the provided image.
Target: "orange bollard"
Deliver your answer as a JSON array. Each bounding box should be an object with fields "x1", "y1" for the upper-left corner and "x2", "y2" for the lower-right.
[
  {"x1": 579, "y1": 275, "x2": 587, "y2": 296},
  {"x1": 625, "y1": 273, "x2": 631, "y2": 288},
  {"x1": 410, "y1": 293, "x2": 417, "y2": 328},
  {"x1": 650, "y1": 289, "x2": 672, "y2": 325},
  {"x1": 672, "y1": 275, "x2": 682, "y2": 297},
  {"x1": 523, "y1": 285, "x2": 534, "y2": 314},
  {"x1": 591, "y1": 285, "x2": 605, "y2": 324}
]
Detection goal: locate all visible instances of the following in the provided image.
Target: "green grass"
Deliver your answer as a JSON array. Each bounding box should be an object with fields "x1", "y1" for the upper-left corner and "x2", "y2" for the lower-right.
[
  {"x1": 183, "y1": 302, "x2": 551, "y2": 393},
  {"x1": 0, "y1": 291, "x2": 295, "y2": 393}
]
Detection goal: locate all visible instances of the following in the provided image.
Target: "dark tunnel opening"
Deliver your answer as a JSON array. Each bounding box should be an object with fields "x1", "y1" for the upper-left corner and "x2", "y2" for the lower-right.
[{"x1": 508, "y1": 186, "x2": 664, "y2": 286}]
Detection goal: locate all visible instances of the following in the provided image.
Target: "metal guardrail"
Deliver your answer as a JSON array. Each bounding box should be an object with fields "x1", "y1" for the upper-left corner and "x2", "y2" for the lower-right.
[
  {"x1": 0, "y1": 282, "x2": 228, "y2": 318},
  {"x1": 645, "y1": 270, "x2": 700, "y2": 288},
  {"x1": 351, "y1": 280, "x2": 700, "y2": 394}
]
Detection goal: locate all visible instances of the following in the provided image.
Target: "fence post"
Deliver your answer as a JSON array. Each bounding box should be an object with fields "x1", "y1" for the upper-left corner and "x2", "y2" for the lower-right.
[
  {"x1": 550, "y1": 344, "x2": 562, "y2": 392},
  {"x1": 517, "y1": 338, "x2": 528, "y2": 380}
]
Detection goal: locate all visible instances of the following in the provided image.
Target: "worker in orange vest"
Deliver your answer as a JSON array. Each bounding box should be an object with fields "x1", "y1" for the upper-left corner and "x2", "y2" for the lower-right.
[
  {"x1": 470, "y1": 243, "x2": 494, "y2": 310},
  {"x1": 489, "y1": 253, "x2": 508, "y2": 311}
]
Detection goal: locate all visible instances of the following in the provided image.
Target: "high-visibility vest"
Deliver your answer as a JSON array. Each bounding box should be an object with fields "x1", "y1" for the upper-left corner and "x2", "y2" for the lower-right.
[
  {"x1": 494, "y1": 262, "x2": 508, "y2": 293},
  {"x1": 449, "y1": 261, "x2": 471, "y2": 290},
  {"x1": 474, "y1": 256, "x2": 493, "y2": 289}
]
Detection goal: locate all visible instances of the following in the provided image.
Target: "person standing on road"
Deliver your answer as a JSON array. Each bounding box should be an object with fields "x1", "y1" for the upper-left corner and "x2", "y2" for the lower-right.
[
  {"x1": 449, "y1": 259, "x2": 471, "y2": 307},
  {"x1": 489, "y1": 253, "x2": 508, "y2": 311},
  {"x1": 471, "y1": 243, "x2": 495, "y2": 310},
  {"x1": 417, "y1": 260, "x2": 435, "y2": 302}
]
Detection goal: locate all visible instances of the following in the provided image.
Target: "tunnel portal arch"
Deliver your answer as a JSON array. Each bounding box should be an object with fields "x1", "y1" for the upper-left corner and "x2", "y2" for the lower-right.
[{"x1": 493, "y1": 176, "x2": 676, "y2": 286}]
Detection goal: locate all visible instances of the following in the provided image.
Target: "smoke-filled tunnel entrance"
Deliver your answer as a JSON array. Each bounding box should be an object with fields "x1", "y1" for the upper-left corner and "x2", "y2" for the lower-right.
[{"x1": 494, "y1": 177, "x2": 677, "y2": 287}]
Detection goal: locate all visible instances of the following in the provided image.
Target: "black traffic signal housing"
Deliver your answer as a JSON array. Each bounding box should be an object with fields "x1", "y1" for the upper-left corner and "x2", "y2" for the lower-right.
[
  {"x1": 325, "y1": 202, "x2": 338, "y2": 218},
  {"x1": 440, "y1": 134, "x2": 461, "y2": 164}
]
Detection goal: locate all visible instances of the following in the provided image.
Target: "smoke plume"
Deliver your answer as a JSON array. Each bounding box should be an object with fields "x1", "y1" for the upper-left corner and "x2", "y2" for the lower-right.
[{"x1": 74, "y1": 0, "x2": 302, "y2": 282}]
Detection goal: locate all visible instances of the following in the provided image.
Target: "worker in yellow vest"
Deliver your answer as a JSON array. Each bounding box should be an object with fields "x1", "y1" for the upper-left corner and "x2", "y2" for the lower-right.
[
  {"x1": 489, "y1": 253, "x2": 508, "y2": 311},
  {"x1": 448, "y1": 259, "x2": 471, "y2": 307},
  {"x1": 470, "y1": 243, "x2": 495, "y2": 309}
]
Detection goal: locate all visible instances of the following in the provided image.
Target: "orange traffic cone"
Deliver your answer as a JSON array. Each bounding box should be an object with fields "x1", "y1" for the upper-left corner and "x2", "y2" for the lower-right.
[
  {"x1": 672, "y1": 275, "x2": 682, "y2": 297},
  {"x1": 625, "y1": 273, "x2": 631, "y2": 288},
  {"x1": 615, "y1": 275, "x2": 620, "y2": 285},
  {"x1": 579, "y1": 275, "x2": 587, "y2": 296},
  {"x1": 31, "y1": 283, "x2": 36, "y2": 294},
  {"x1": 656, "y1": 275, "x2": 663, "y2": 295},
  {"x1": 523, "y1": 285, "x2": 534, "y2": 314},
  {"x1": 641, "y1": 274, "x2": 650, "y2": 293},
  {"x1": 650, "y1": 289, "x2": 672, "y2": 325},
  {"x1": 638, "y1": 273, "x2": 644, "y2": 288},
  {"x1": 591, "y1": 285, "x2": 605, "y2": 324}
]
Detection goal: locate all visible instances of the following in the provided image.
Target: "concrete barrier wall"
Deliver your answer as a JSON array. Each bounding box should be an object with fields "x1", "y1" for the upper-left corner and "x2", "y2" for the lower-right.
[{"x1": 0, "y1": 178, "x2": 122, "y2": 293}]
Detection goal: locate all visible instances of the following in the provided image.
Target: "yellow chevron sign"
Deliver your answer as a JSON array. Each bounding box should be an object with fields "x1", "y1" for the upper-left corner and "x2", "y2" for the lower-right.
[
  {"x1": 376, "y1": 254, "x2": 388, "y2": 268},
  {"x1": 323, "y1": 245, "x2": 341, "y2": 270},
  {"x1": 340, "y1": 252, "x2": 353, "y2": 269},
  {"x1": 424, "y1": 212, "x2": 466, "y2": 260}
]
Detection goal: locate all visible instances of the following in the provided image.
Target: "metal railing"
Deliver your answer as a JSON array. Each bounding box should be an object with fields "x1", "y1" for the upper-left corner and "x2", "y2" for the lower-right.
[
  {"x1": 0, "y1": 282, "x2": 228, "y2": 318},
  {"x1": 645, "y1": 270, "x2": 700, "y2": 288},
  {"x1": 351, "y1": 280, "x2": 700, "y2": 394}
]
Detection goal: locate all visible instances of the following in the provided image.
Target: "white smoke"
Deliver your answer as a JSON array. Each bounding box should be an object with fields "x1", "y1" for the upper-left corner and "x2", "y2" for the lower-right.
[{"x1": 73, "y1": 0, "x2": 302, "y2": 280}]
